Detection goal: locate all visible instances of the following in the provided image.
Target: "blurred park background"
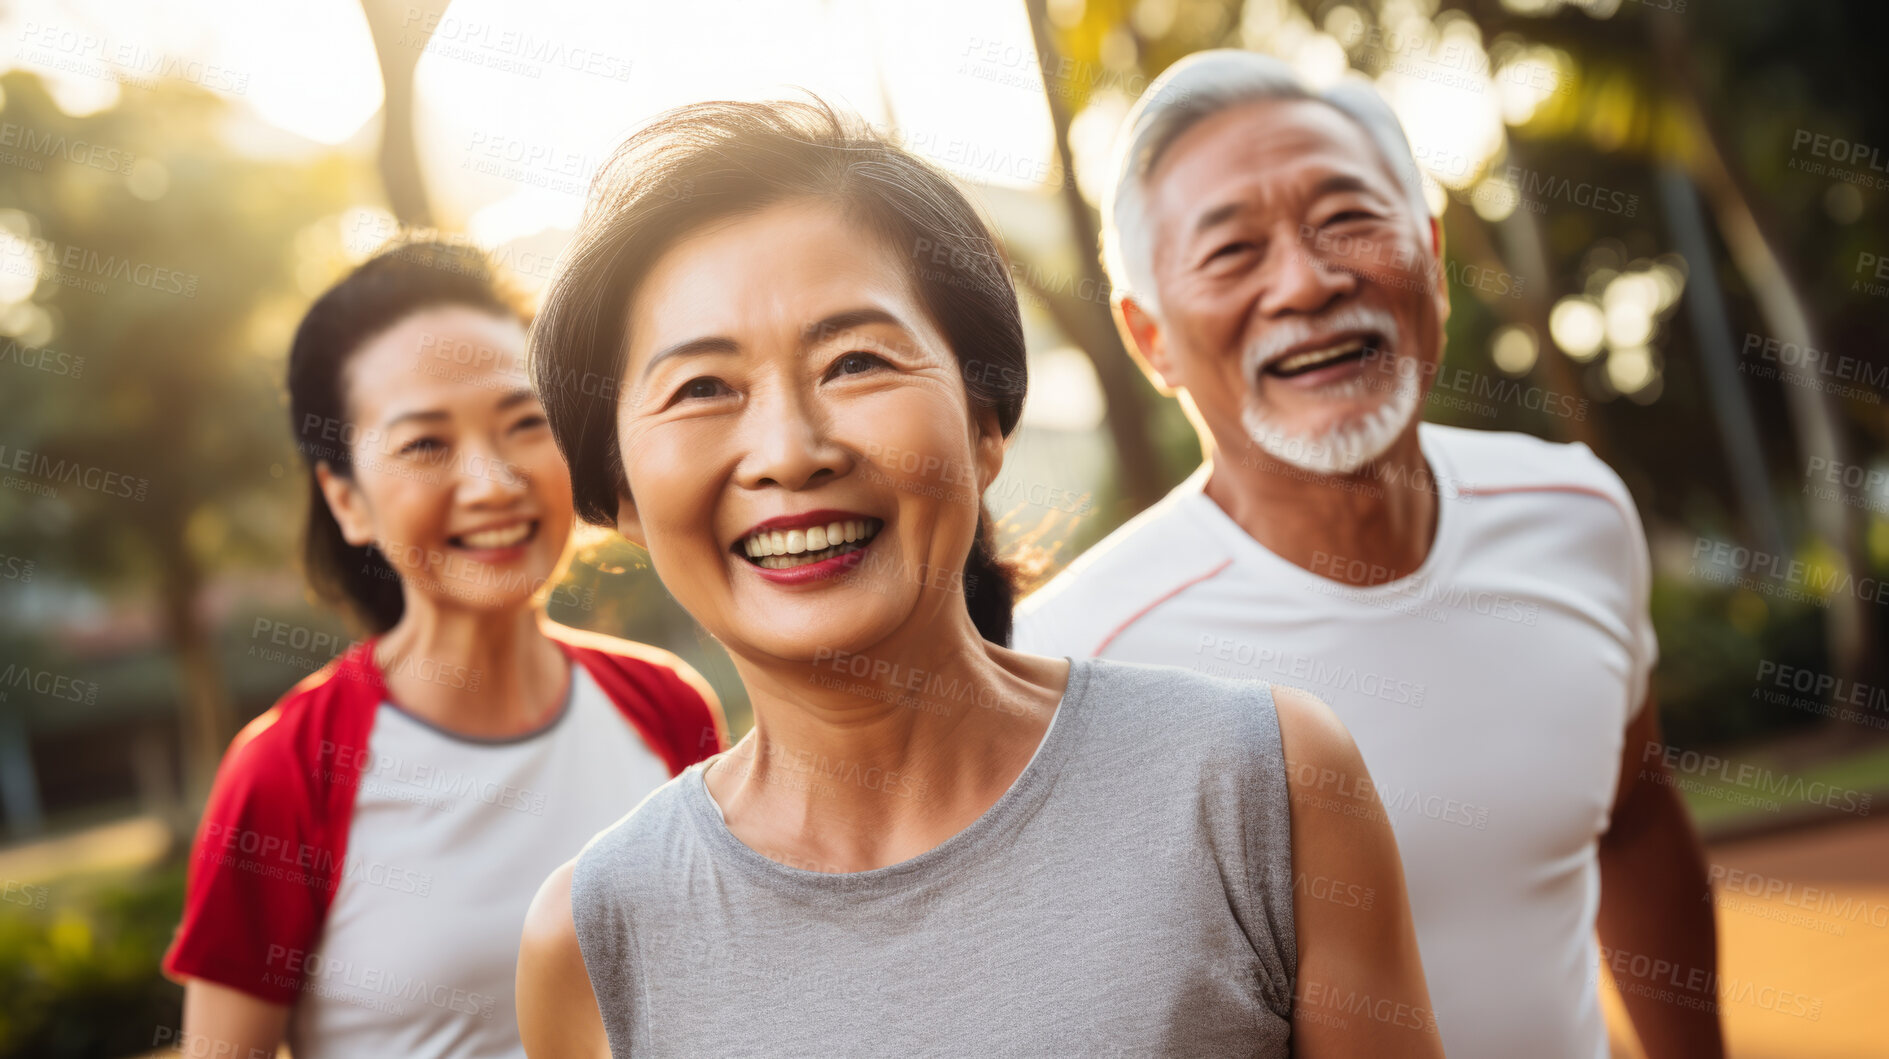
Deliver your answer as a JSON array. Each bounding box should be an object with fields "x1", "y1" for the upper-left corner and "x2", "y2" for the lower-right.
[{"x1": 0, "y1": 0, "x2": 1885, "y2": 1055}]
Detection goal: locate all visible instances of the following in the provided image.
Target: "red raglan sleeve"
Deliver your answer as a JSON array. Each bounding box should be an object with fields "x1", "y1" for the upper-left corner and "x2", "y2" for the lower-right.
[
  {"x1": 161, "y1": 711, "x2": 333, "y2": 1005},
  {"x1": 640, "y1": 656, "x2": 728, "y2": 770},
  {"x1": 568, "y1": 643, "x2": 728, "y2": 774}
]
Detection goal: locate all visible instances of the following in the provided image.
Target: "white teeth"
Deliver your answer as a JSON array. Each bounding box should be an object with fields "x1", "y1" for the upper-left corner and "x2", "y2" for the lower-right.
[
  {"x1": 458, "y1": 523, "x2": 531, "y2": 549},
  {"x1": 1272, "y1": 338, "x2": 1367, "y2": 374},
  {"x1": 738, "y1": 518, "x2": 881, "y2": 562}
]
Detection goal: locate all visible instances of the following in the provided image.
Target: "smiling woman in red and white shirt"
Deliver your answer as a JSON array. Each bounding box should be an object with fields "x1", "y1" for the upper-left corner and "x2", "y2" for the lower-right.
[{"x1": 161, "y1": 242, "x2": 725, "y2": 1059}]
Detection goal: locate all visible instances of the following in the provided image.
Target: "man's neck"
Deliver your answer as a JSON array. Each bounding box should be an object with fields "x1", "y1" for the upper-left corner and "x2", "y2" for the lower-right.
[{"x1": 1202, "y1": 426, "x2": 1439, "y2": 586}]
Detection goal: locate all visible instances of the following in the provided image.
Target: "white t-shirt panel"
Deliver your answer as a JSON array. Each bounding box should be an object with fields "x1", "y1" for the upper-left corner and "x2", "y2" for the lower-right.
[
  {"x1": 1014, "y1": 423, "x2": 1657, "y2": 1059},
  {"x1": 284, "y1": 663, "x2": 671, "y2": 1059}
]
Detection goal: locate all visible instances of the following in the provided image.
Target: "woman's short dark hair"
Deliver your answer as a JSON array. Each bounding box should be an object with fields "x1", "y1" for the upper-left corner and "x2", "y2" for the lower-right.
[
  {"x1": 287, "y1": 240, "x2": 531, "y2": 635},
  {"x1": 532, "y1": 99, "x2": 1029, "y2": 645}
]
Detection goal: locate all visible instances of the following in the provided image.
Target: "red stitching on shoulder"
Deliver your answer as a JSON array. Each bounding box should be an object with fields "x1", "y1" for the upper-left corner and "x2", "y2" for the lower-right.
[
  {"x1": 1456, "y1": 483, "x2": 1616, "y2": 503},
  {"x1": 1093, "y1": 558, "x2": 1235, "y2": 658}
]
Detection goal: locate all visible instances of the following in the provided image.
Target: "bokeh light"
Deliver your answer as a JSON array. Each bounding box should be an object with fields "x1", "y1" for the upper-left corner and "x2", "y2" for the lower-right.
[
  {"x1": 1549, "y1": 295, "x2": 1606, "y2": 361},
  {"x1": 1491, "y1": 324, "x2": 1539, "y2": 376}
]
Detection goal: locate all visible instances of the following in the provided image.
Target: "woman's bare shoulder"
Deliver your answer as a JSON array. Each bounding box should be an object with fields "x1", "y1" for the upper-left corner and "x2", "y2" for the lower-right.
[{"x1": 518, "y1": 858, "x2": 610, "y2": 1058}]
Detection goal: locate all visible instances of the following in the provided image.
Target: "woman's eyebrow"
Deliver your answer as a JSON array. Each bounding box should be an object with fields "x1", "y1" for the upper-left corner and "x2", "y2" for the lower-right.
[
  {"x1": 382, "y1": 407, "x2": 449, "y2": 430},
  {"x1": 800, "y1": 307, "x2": 905, "y2": 345},
  {"x1": 495, "y1": 387, "x2": 540, "y2": 410},
  {"x1": 638, "y1": 335, "x2": 742, "y2": 382},
  {"x1": 637, "y1": 308, "x2": 913, "y2": 385}
]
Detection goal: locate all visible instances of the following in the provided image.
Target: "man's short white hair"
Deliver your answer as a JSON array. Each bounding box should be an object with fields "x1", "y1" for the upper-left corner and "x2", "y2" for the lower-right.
[{"x1": 1101, "y1": 49, "x2": 1434, "y2": 316}]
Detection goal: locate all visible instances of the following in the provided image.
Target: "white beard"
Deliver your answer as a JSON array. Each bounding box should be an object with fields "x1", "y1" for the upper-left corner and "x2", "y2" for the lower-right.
[{"x1": 1240, "y1": 353, "x2": 1422, "y2": 477}]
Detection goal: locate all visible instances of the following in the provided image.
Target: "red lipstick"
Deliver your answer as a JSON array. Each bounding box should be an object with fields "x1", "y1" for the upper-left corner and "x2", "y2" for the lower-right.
[
  {"x1": 733, "y1": 509, "x2": 883, "y2": 586},
  {"x1": 735, "y1": 508, "x2": 875, "y2": 540}
]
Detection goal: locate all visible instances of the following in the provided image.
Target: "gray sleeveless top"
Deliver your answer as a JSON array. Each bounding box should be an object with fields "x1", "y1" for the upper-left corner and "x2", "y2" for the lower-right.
[{"x1": 570, "y1": 657, "x2": 1297, "y2": 1057}]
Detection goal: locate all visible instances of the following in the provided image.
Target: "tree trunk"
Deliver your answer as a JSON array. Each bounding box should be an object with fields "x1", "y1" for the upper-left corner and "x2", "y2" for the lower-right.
[
  {"x1": 360, "y1": 0, "x2": 452, "y2": 227},
  {"x1": 1022, "y1": 0, "x2": 1169, "y2": 515},
  {"x1": 161, "y1": 541, "x2": 232, "y2": 807}
]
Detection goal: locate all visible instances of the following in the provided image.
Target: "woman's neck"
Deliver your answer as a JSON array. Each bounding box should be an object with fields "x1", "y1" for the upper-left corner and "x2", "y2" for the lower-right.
[
  {"x1": 373, "y1": 602, "x2": 569, "y2": 739},
  {"x1": 710, "y1": 606, "x2": 1068, "y2": 872}
]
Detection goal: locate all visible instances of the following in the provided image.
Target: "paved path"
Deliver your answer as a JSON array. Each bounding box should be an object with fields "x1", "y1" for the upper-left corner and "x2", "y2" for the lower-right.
[{"x1": 1605, "y1": 815, "x2": 1889, "y2": 1058}]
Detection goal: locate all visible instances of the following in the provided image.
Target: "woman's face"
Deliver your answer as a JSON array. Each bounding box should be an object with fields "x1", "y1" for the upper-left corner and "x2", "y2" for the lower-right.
[
  {"x1": 615, "y1": 200, "x2": 1003, "y2": 663},
  {"x1": 318, "y1": 306, "x2": 575, "y2": 617}
]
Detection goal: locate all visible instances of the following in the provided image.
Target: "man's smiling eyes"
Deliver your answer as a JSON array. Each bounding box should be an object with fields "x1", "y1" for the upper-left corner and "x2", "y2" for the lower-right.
[{"x1": 1202, "y1": 207, "x2": 1384, "y2": 267}]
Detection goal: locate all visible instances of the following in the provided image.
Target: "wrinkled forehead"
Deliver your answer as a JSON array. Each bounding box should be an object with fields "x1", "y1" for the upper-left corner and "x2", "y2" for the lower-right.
[
  {"x1": 621, "y1": 201, "x2": 944, "y2": 380},
  {"x1": 1144, "y1": 97, "x2": 1408, "y2": 231}
]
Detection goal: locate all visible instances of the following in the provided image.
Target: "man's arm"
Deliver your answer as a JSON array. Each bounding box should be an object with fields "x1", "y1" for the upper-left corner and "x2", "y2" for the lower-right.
[{"x1": 1597, "y1": 694, "x2": 1725, "y2": 1058}]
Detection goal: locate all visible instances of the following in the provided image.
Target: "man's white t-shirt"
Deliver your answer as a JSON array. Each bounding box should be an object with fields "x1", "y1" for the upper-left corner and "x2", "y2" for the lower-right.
[
  {"x1": 285, "y1": 663, "x2": 671, "y2": 1059},
  {"x1": 1014, "y1": 422, "x2": 1657, "y2": 1059}
]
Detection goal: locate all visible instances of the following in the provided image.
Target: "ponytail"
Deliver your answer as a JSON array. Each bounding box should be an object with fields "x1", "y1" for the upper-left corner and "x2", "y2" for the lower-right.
[
  {"x1": 301, "y1": 475, "x2": 406, "y2": 635},
  {"x1": 962, "y1": 503, "x2": 1018, "y2": 646}
]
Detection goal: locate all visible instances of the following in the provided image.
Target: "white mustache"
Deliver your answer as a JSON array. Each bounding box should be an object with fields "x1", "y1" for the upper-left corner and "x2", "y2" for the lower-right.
[{"x1": 1239, "y1": 303, "x2": 1402, "y2": 380}]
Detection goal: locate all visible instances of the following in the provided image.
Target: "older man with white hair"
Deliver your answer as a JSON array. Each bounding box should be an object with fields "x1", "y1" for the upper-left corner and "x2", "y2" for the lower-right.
[{"x1": 1014, "y1": 50, "x2": 1723, "y2": 1058}]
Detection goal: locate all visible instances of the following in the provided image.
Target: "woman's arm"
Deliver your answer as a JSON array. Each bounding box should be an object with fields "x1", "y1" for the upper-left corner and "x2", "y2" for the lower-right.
[
  {"x1": 1272, "y1": 686, "x2": 1444, "y2": 1059},
  {"x1": 179, "y1": 979, "x2": 289, "y2": 1059},
  {"x1": 518, "y1": 858, "x2": 612, "y2": 1059}
]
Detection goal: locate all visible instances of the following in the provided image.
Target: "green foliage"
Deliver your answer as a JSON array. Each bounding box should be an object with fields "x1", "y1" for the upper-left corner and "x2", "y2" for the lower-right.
[
  {"x1": 1649, "y1": 574, "x2": 1829, "y2": 748},
  {"x1": 0, "y1": 70, "x2": 367, "y2": 592},
  {"x1": 0, "y1": 864, "x2": 185, "y2": 1059}
]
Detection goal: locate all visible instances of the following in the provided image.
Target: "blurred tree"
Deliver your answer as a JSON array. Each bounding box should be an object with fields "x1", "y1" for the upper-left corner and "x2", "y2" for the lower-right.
[
  {"x1": 359, "y1": 0, "x2": 452, "y2": 226},
  {"x1": 1644, "y1": 10, "x2": 1877, "y2": 712},
  {"x1": 0, "y1": 72, "x2": 366, "y2": 807},
  {"x1": 1020, "y1": 0, "x2": 1171, "y2": 517}
]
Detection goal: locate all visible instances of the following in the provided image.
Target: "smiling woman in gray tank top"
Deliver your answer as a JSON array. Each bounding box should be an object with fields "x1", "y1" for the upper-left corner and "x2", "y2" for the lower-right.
[{"x1": 514, "y1": 98, "x2": 1441, "y2": 1059}]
